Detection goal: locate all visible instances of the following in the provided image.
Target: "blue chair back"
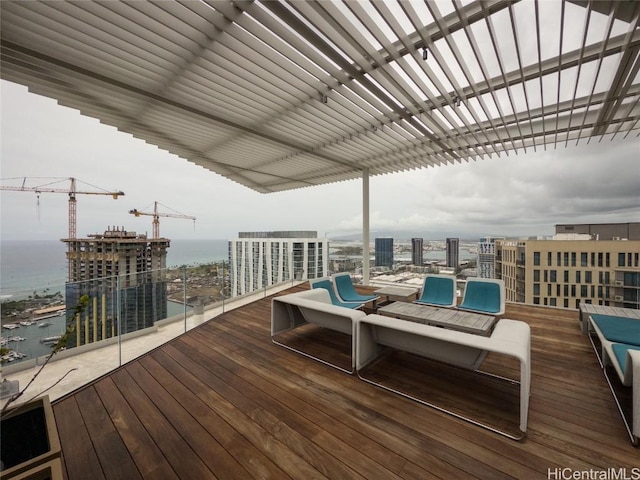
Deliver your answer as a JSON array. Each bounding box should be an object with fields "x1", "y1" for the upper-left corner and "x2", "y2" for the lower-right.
[
  {"x1": 459, "y1": 280, "x2": 502, "y2": 314},
  {"x1": 417, "y1": 275, "x2": 455, "y2": 307},
  {"x1": 311, "y1": 279, "x2": 361, "y2": 309},
  {"x1": 334, "y1": 274, "x2": 377, "y2": 302}
]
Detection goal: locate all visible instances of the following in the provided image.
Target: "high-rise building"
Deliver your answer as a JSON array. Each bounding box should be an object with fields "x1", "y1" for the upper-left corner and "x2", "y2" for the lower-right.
[
  {"x1": 446, "y1": 238, "x2": 459, "y2": 268},
  {"x1": 478, "y1": 237, "x2": 504, "y2": 278},
  {"x1": 495, "y1": 235, "x2": 640, "y2": 309},
  {"x1": 228, "y1": 231, "x2": 327, "y2": 297},
  {"x1": 63, "y1": 227, "x2": 170, "y2": 348},
  {"x1": 555, "y1": 222, "x2": 640, "y2": 240},
  {"x1": 374, "y1": 237, "x2": 393, "y2": 267},
  {"x1": 411, "y1": 238, "x2": 424, "y2": 266}
]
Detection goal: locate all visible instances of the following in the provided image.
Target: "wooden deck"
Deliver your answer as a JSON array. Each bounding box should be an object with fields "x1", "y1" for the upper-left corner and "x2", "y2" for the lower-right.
[{"x1": 53, "y1": 284, "x2": 638, "y2": 479}]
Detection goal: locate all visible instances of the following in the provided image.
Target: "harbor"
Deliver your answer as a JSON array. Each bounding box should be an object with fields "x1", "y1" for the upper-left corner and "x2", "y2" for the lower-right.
[{"x1": 1, "y1": 315, "x2": 66, "y2": 363}]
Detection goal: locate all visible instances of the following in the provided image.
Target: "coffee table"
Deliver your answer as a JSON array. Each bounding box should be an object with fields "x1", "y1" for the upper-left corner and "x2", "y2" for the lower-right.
[
  {"x1": 377, "y1": 302, "x2": 495, "y2": 336},
  {"x1": 373, "y1": 286, "x2": 419, "y2": 306}
]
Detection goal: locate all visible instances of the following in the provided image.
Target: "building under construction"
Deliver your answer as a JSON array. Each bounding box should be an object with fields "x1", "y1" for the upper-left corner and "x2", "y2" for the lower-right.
[{"x1": 62, "y1": 227, "x2": 170, "y2": 348}]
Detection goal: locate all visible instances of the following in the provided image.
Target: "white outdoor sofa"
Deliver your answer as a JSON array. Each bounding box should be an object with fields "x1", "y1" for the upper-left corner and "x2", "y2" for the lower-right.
[
  {"x1": 271, "y1": 288, "x2": 366, "y2": 373},
  {"x1": 356, "y1": 314, "x2": 531, "y2": 440}
]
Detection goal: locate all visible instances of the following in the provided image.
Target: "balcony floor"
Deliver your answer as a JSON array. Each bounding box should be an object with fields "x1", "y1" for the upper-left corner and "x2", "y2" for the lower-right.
[{"x1": 52, "y1": 284, "x2": 638, "y2": 479}]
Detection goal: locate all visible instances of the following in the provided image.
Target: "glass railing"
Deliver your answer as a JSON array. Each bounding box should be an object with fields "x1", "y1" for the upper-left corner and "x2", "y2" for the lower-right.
[
  {"x1": 0, "y1": 262, "x2": 237, "y2": 368},
  {"x1": 0, "y1": 260, "x2": 312, "y2": 406}
]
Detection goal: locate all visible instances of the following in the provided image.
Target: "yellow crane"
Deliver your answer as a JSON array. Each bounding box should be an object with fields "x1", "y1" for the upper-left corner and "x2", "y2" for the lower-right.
[
  {"x1": 129, "y1": 201, "x2": 196, "y2": 239},
  {"x1": 0, "y1": 177, "x2": 125, "y2": 239}
]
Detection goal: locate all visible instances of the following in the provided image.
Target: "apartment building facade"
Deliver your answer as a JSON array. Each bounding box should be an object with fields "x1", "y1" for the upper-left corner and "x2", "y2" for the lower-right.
[
  {"x1": 411, "y1": 237, "x2": 424, "y2": 266},
  {"x1": 478, "y1": 237, "x2": 503, "y2": 279},
  {"x1": 228, "y1": 231, "x2": 328, "y2": 297},
  {"x1": 446, "y1": 237, "x2": 460, "y2": 268},
  {"x1": 495, "y1": 237, "x2": 640, "y2": 309},
  {"x1": 63, "y1": 227, "x2": 170, "y2": 348},
  {"x1": 375, "y1": 237, "x2": 394, "y2": 267}
]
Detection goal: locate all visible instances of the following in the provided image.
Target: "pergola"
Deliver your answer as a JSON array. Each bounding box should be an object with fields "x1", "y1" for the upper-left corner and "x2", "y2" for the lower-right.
[{"x1": 2, "y1": 0, "x2": 639, "y2": 282}]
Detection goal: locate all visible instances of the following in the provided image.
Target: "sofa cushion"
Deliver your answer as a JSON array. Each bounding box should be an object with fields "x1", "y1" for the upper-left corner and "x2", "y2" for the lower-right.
[{"x1": 591, "y1": 314, "x2": 640, "y2": 346}]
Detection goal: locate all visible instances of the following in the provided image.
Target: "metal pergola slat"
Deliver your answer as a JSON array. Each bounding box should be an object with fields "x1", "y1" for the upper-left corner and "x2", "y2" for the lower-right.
[{"x1": 1, "y1": 0, "x2": 638, "y2": 194}]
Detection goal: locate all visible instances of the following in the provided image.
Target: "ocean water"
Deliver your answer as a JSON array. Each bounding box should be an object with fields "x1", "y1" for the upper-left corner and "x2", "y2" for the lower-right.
[{"x1": 0, "y1": 238, "x2": 229, "y2": 297}]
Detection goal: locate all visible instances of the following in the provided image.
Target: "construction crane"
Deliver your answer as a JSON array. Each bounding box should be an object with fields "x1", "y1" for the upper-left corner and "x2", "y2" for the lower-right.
[
  {"x1": 0, "y1": 177, "x2": 125, "y2": 239},
  {"x1": 129, "y1": 201, "x2": 196, "y2": 239}
]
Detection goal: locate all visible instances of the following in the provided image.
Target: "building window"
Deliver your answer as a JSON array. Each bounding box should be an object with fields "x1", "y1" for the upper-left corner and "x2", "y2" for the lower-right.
[
  {"x1": 563, "y1": 270, "x2": 569, "y2": 283},
  {"x1": 605, "y1": 253, "x2": 610, "y2": 268},
  {"x1": 585, "y1": 271, "x2": 592, "y2": 283},
  {"x1": 581, "y1": 285, "x2": 588, "y2": 297},
  {"x1": 533, "y1": 284, "x2": 540, "y2": 295},
  {"x1": 547, "y1": 252, "x2": 552, "y2": 265},
  {"x1": 544, "y1": 270, "x2": 548, "y2": 282},
  {"x1": 550, "y1": 298, "x2": 557, "y2": 307},
  {"x1": 564, "y1": 252, "x2": 569, "y2": 267},
  {"x1": 618, "y1": 252, "x2": 625, "y2": 267},
  {"x1": 581, "y1": 252, "x2": 588, "y2": 267},
  {"x1": 534, "y1": 270, "x2": 540, "y2": 282},
  {"x1": 575, "y1": 271, "x2": 581, "y2": 283},
  {"x1": 533, "y1": 252, "x2": 540, "y2": 266},
  {"x1": 598, "y1": 252, "x2": 603, "y2": 267},
  {"x1": 571, "y1": 252, "x2": 576, "y2": 267},
  {"x1": 550, "y1": 270, "x2": 557, "y2": 282},
  {"x1": 571, "y1": 285, "x2": 576, "y2": 297},
  {"x1": 623, "y1": 272, "x2": 639, "y2": 287}
]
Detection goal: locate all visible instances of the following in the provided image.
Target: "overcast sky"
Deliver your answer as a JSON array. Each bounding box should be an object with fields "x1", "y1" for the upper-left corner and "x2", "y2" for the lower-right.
[{"x1": 1, "y1": 80, "x2": 639, "y2": 242}]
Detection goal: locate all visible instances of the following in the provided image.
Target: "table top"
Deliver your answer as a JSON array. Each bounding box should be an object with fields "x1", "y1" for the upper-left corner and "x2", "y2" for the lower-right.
[
  {"x1": 374, "y1": 286, "x2": 419, "y2": 297},
  {"x1": 579, "y1": 303, "x2": 640, "y2": 319},
  {"x1": 377, "y1": 302, "x2": 495, "y2": 336}
]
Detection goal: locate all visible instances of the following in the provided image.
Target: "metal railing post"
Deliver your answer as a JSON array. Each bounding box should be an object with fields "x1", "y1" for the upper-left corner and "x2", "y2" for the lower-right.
[
  {"x1": 117, "y1": 275, "x2": 122, "y2": 367},
  {"x1": 183, "y1": 266, "x2": 187, "y2": 332}
]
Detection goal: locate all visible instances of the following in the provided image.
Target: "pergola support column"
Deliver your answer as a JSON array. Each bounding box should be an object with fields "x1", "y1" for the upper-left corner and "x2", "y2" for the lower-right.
[{"x1": 362, "y1": 169, "x2": 370, "y2": 286}]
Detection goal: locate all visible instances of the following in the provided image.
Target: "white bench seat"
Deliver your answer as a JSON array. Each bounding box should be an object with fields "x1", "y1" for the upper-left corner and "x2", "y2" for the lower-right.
[
  {"x1": 271, "y1": 289, "x2": 366, "y2": 373},
  {"x1": 357, "y1": 314, "x2": 531, "y2": 440}
]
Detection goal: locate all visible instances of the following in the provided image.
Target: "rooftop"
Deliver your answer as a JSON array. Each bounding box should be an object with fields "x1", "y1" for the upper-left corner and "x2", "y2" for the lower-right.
[{"x1": 19, "y1": 283, "x2": 637, "y2": 478}]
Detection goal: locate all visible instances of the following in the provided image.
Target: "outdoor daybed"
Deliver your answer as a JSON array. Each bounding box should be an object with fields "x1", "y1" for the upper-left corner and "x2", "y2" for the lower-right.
[
  {"x1": 589, "y1": 313, "x2": 640, "y2": 445},
  {"x1": 356, "y1": 314, "x2": 531, "y2": 440}
]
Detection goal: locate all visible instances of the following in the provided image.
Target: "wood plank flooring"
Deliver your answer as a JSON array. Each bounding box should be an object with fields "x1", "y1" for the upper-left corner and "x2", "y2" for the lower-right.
[{"x1": 53, "y1": 284, "x2": 639, "y2": 479}]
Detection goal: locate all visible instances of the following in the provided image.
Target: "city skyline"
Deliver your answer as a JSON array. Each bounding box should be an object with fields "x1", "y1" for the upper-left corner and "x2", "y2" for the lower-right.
[{"x1": 2, "y1": 81, "x2": 639, "y2": 242}]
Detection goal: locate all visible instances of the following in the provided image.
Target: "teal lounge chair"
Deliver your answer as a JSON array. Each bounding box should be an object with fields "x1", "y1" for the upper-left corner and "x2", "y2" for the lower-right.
[
  {"x1": 414, "y1": 274, "x2": 457, "y2": 308},
  {"x1": 309, "y1": 278, "x2": 364, "y2": 309},
  {"x1": 332, "y1": 273, "x2": 379, "y2": 304},
  {"x1": 457, "y1": 278, "x2": 505, "y2": 316}
]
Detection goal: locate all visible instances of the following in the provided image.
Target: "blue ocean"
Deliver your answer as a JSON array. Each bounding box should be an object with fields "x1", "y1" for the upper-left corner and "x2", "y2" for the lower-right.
[
  {"x1": 0, "y1": 239, "x2": 229, "y2": 361},
  {"x1": 0, "y1": 238, "x2": 230, "y2": 297}
]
